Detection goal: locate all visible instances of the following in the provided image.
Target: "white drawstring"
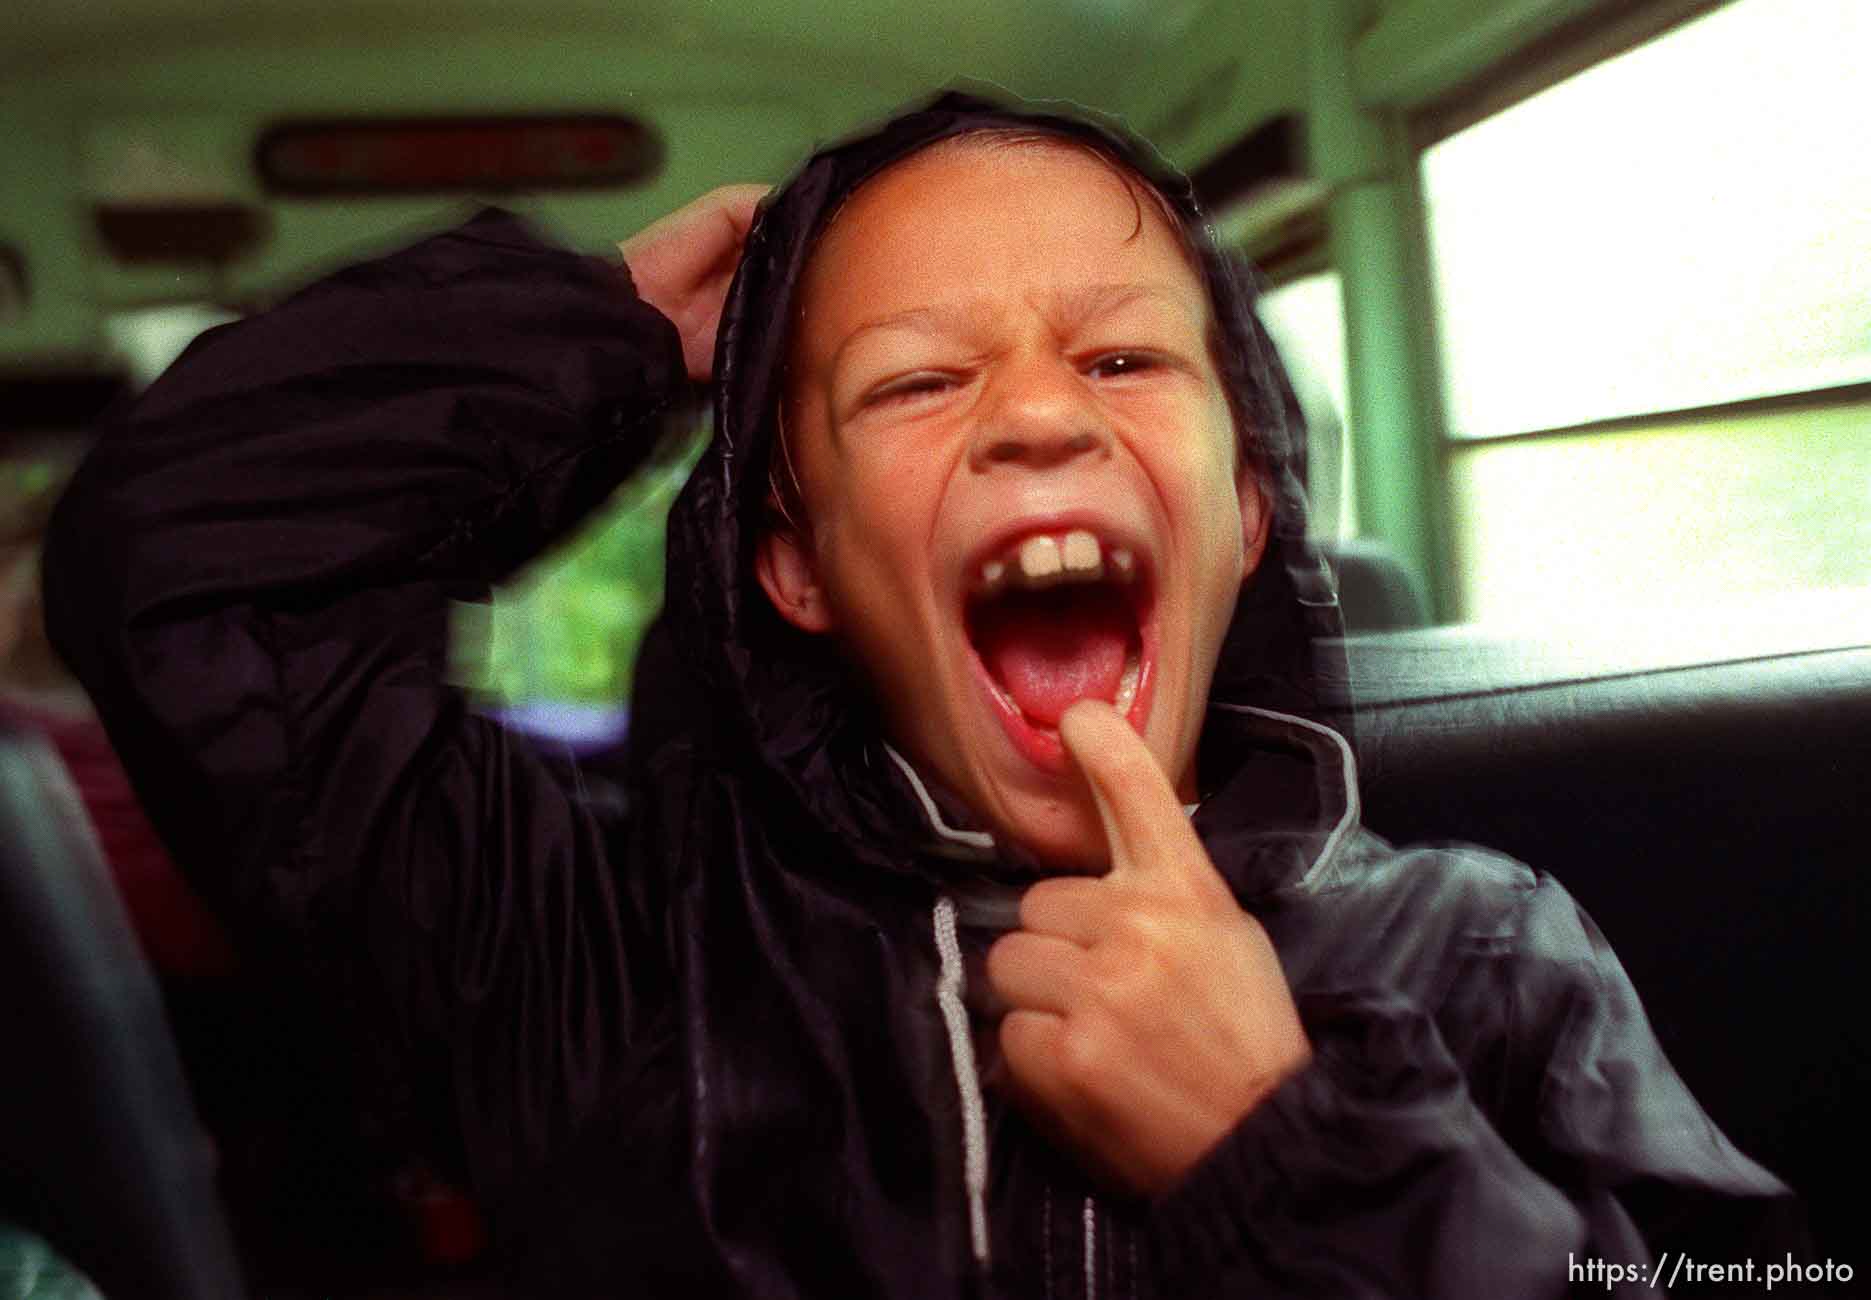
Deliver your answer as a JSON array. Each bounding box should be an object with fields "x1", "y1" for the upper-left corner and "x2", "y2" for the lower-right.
[
  {"x1": 933, "y1": 895, "x2": 991, "y2": 1267},
  {"x1": 1211, "y1": 703, "x2": 1360, "y2": 887}
]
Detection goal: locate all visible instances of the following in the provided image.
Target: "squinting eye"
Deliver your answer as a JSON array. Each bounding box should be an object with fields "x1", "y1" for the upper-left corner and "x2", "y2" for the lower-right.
[
  {"x1": 1088, "y1": 352, "x2": 1162, "y2": 379},
  {"x1": 865, "y1": 373, "x2": 956, "y2": 408}
]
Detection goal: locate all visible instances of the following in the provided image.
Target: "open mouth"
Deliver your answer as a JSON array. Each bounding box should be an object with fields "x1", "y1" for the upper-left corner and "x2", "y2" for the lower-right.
[{"x1": 961, "y1": 525, "x2": 1156, "y2": 771}]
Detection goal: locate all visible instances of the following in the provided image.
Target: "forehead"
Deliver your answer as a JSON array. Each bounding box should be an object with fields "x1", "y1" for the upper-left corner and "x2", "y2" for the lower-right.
[{"x1": 793, "y1": 139, "x2": 1212, "y2": 351}]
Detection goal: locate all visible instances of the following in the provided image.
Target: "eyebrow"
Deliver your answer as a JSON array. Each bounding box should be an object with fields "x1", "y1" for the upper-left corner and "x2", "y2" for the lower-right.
[{"x1": 831, "y1": 282, "x2": 1199, "y2": 368}]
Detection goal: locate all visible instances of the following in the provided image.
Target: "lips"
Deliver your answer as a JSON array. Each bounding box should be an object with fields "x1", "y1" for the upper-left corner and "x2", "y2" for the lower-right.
[{"x1": 960, "y1": 518, "x2": 1157, "y2": 772}]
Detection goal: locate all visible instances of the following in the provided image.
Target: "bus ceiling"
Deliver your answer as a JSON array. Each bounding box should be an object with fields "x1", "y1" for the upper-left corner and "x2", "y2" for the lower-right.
[{"x1": 0, "y1": 0, "x2": 1734, "y2": 616}]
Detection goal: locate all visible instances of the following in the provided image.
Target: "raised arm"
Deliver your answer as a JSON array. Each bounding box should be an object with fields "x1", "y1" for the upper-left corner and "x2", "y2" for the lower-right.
[{"x1": 41, "y1": 199, "x2": 747, "y2": 1201}]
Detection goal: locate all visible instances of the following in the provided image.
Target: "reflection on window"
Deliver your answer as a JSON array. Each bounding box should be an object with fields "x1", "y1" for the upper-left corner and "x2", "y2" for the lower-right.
[
  {"x1": 1424, "y1": 0, "x2": 1871, "y2": 440},
  {"x1": 1257, "y1": 271, "x2": 1354, "y2": 539}
]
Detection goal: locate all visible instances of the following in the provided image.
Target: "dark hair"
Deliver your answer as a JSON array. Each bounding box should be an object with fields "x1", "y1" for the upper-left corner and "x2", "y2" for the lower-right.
[{"x1": 764, "y1": 122, "x2": 1274, "y2": 534}]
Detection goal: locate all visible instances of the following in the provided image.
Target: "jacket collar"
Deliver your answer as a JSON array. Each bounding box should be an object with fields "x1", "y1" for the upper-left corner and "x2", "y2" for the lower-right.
[{"x1": 877, "y1": 702, "x2": 1360, "y2": 911}]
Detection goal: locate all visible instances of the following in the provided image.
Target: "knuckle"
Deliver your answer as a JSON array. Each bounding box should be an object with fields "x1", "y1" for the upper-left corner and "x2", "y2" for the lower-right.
[
  {"x1": 1112, "y1": 905, "x2": 1166, "y2": 951},
  {"x1": 1022, "y1": 877, "x2": 1095, "y2": 929},
  {"x1": 1094, "y1": 947, "x2": 1166, "y2": 1020},
  {"x1": 999, "y1": 1012, "x2": 1053, "y2": 1075},
  {"x1": 1057, "y1": 1016, "x2": 1115, "y2": 1090},
  {"x1": 984, "y1": 933, "x2": 1017, "y2": 981},
  {"x1": 1017, "y1": 880, "x2": 1062, "y2": 929}
]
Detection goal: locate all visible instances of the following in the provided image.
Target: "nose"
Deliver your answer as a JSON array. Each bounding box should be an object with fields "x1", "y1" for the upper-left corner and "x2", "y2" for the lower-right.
[{"x1": 968, "y1": 358, "x2": 1110, "y2": 472}]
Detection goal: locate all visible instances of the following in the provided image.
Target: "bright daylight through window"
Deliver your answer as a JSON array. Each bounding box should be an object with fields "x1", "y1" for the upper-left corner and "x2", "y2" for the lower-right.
[{"x1": 1422, "y1": 0, "x2": 1871, "y2": 628}]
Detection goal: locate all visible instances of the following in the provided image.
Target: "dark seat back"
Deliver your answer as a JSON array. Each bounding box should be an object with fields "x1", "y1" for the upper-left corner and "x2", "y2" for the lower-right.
[
  {"x1": 1319, "y1": 538, "x2": 1431, "y2": 632},
  {"x1": 0, "y1": 725, "x2": 247, "y2": 1300},
  {"x1": 1332, "y1": 621, "x2": 1871, "y2": 1265}
]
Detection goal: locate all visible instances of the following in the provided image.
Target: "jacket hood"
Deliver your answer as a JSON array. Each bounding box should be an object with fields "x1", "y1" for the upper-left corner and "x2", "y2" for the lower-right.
[{"x1": 662, "y1": 90, "x2": 1348, "y2": 885}]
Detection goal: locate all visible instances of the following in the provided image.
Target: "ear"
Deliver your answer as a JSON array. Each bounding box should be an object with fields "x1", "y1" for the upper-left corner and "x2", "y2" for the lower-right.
[
  {"x1": 1236, "y1": 466, "x2": 1274, "y2": 583},
  {"x1": 755, "y1": 524, "x2": 835, "y2": 634}
]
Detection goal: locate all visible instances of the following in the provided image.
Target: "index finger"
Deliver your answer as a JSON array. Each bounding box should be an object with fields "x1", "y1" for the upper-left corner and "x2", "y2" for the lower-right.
[{"x1": 1058, "y1": 700, "x2": 1206, "y2": 881}]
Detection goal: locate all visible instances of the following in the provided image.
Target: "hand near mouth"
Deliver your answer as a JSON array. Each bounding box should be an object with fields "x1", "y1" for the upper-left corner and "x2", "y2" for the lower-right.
[{"x1": 986, "y1": 700, "x2": 1312, "y2": 1198}]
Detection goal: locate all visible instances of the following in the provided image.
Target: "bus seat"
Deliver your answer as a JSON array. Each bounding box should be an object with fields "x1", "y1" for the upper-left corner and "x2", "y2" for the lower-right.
[
  {"x1": 0, "y1": 724, "x2": 247, "y2": 1300},
  {"x1": 1318, "y1": 538, "x2": 1431, "y2": 632},
  {"x1": 1335, "y1": 629, "x2": 1871, "y2": 1265}
]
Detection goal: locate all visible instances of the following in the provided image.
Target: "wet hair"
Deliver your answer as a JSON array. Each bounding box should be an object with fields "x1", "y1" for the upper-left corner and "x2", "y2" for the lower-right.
[{"x1": 765, "y1": 125, "x2": 1265, "y2": 534}]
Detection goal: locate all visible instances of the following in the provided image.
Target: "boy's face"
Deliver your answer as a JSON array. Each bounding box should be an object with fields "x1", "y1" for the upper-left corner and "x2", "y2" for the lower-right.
[{"x1": 757, "y1": 140, "x2": 1267, "y2": 871}]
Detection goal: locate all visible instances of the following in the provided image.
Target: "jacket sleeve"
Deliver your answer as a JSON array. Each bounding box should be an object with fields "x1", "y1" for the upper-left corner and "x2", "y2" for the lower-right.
[
  {"x1": 1145, "y1": 872, "x2": 1805, "y2": 1298},
  {"x1": 41, "y1": 208, "x2": 689, "y2": 1204}
]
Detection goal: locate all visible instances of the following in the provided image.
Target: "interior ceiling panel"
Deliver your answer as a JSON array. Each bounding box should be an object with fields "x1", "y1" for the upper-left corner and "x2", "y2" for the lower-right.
[
  {"x1": 0, "y1": 0, "x2": 1313, "y2": 322},
  {"x1": 2, "y1": 0, "x2": 1206, "y2": 83},
  {"x1": 0, "y1": 0, "x2": 1304, "y2": 168}
]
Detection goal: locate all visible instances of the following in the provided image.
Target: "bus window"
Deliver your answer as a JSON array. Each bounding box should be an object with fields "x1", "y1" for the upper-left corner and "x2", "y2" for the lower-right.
[
  {"x1": 104, "y1": 304, "x2": 236, "y2": 388},
  {"x1": 450, "y1": 425, "x2": 705, "y2": 729},
  {"x1": 1420, "y1": 0, "x2": 1871, "y2": 627},
  {"x1": 1257, "y1": 270, "x2": 1356, "y2": 543}
]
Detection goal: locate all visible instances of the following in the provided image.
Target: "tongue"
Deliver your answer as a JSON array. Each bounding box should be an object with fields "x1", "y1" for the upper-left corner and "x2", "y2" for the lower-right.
[{"x1": 973, "y1": 586, "x2": 1133, "y2": 728}]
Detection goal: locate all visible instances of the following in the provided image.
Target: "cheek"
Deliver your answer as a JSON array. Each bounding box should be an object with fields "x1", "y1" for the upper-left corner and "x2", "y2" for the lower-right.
[
  {"x1": 1194, "y1": 496, "x2": 1249, "y2": 597},
  {"x1": 809, "y1": 445, "x2": 952, "y2": 628},
  {"x1": 837, "y1": 433, "x2": 954, "y2": 550},
  {"x1": 1162, "y1": 406, "x2": 1246, "y2": 540}
]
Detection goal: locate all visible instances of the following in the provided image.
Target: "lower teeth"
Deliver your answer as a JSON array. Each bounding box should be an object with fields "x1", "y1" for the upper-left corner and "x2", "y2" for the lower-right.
[
  {"x1": 981, "y1": 650, "x2": 1143, "y2": 727},
  {"x1": 1113, "y1": 650, "x2": 1141, "y2": 715}
]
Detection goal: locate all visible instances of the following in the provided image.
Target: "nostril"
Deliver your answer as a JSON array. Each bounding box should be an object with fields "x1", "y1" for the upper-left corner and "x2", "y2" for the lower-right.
[{"x1": 979, "y1": 430, "x2": 1101, "y2": 466}]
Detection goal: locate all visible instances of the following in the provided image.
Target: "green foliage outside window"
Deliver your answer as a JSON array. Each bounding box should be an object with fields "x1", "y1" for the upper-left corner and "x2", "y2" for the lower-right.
[{"x1": 454, "y1": 423, "x2": 707, "y2": 706}]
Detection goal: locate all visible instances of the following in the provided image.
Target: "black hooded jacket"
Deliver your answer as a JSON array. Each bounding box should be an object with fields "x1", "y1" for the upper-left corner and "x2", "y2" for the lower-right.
[{"x1": 45, "y1": 96, "x2": 1799, "y2": 1297}]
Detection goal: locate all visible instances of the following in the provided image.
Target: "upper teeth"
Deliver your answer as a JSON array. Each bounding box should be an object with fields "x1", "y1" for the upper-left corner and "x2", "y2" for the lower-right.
[{"x1": 979, "y1": 529, "x2": 1135, "y2": 594}]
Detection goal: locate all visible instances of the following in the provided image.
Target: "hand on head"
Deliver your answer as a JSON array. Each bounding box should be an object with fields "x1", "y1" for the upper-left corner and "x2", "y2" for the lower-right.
[
  {"x1": 620, "y1": 184, "x2": 768, "y2": 382},
  {"x1": 987, "y1": 700, "x2": 1311, "y2": 1198}
]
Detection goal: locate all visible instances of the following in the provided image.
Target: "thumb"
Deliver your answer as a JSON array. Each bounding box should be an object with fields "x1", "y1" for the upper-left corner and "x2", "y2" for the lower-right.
[{"x1": 1058, "y1": 701, "x2": 1216, "y2": 893}]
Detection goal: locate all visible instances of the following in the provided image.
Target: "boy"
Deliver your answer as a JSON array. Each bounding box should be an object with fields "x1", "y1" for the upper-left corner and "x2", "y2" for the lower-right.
[{"x1": 45, "y1": 93, "x2": 1797, "y2": 1296}]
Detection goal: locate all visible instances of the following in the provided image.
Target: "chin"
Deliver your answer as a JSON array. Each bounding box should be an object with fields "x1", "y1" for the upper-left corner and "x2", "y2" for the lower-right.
[{"x1": 989, "y1": 793, "x2": 1112, "y2": 875}]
